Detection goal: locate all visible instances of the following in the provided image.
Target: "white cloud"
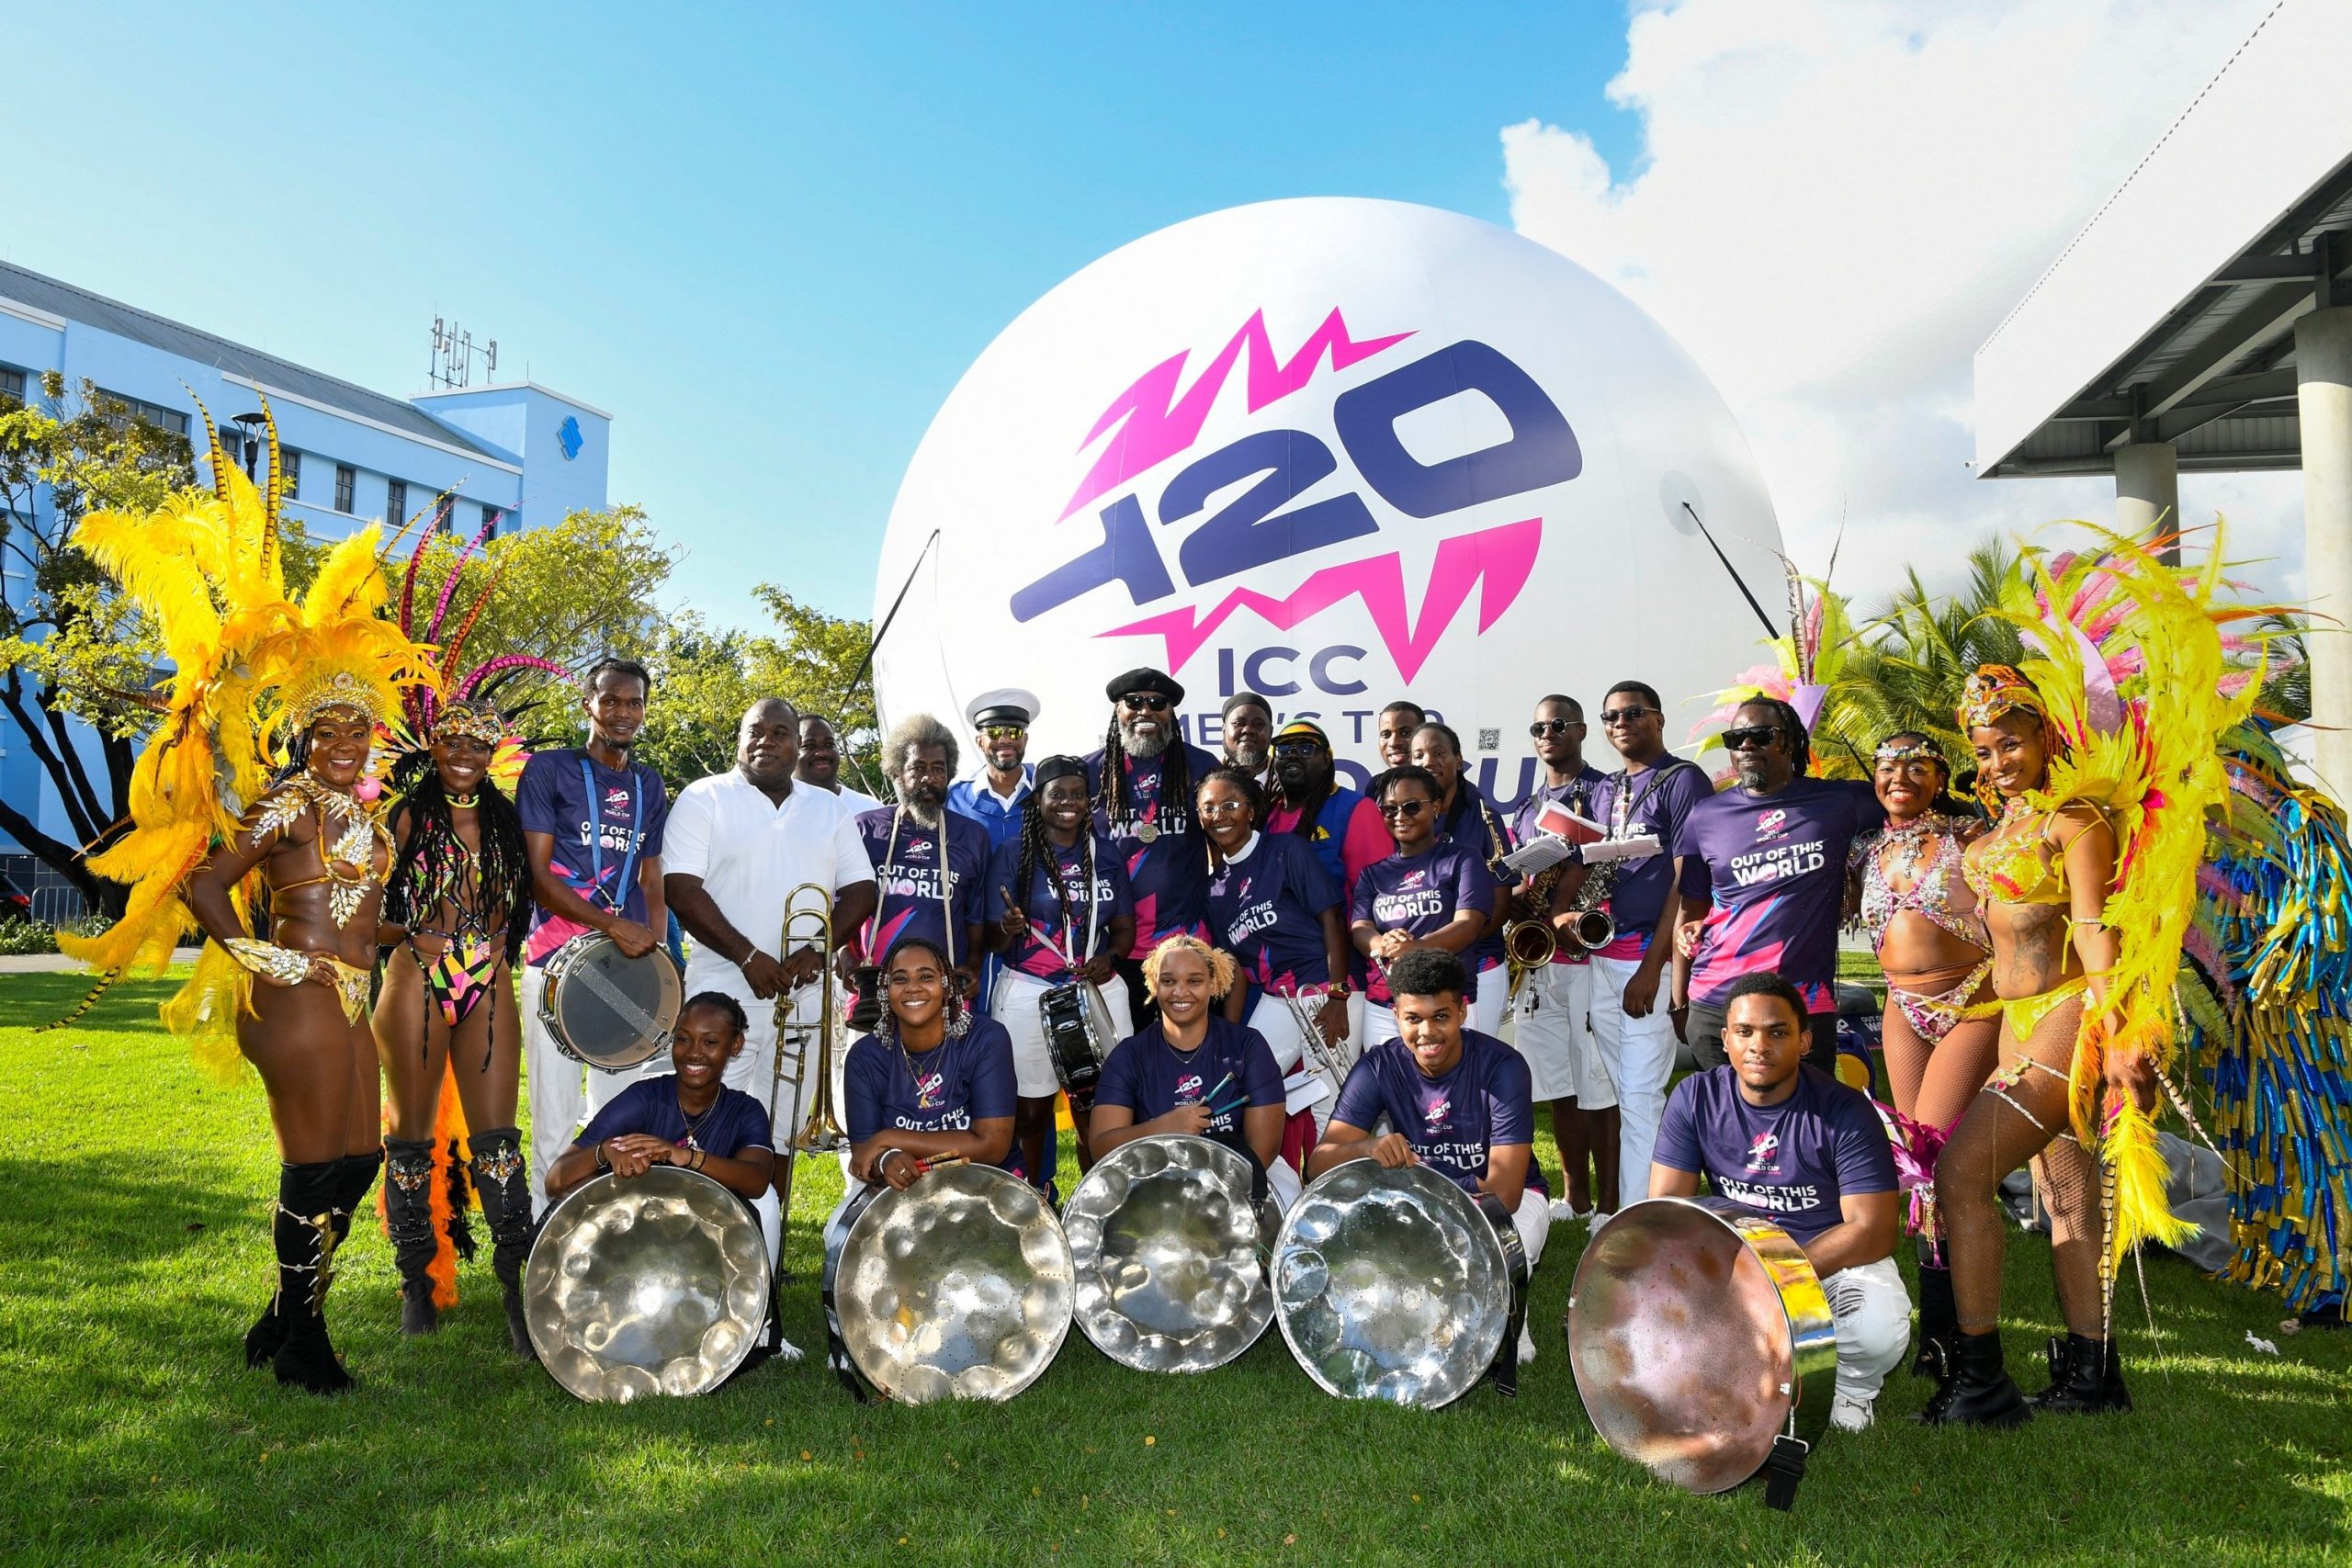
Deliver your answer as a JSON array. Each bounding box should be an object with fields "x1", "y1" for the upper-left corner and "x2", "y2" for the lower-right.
[{"x1": 1501, "y1": 0, "x2": 2308, "y2": 606}]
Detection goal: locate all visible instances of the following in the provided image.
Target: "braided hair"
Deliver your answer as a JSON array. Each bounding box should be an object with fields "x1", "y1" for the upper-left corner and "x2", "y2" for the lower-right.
[
  {"x1": 1011, "y1": 784, "x2": 1095, "y2": 959},
  {"x1": 385, "y1": 759, "x2": 533, "y2": 965},
  {"x1": 1283, "y1": 750, "x2": 1337, "y2": 845},
  {"x1": 1096, "y1": 713, "x2": 1197, "y2": 830}
]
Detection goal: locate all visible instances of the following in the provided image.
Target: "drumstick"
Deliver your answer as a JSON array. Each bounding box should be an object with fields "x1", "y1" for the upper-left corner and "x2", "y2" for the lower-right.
[
  {"x1": 1202, "y1": 1071, "x2": 1234, "y2": 1105},
  {"x1": 915, "y1": 1154, "x2": 968, "y2": 1174},
  {"x1": 1207, "y1": 1096, "x2": 1247, "y2": 1117}
]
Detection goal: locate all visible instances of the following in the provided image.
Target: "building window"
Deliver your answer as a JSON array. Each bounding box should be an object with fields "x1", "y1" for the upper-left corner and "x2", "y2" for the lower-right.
[
  {"x1": 0, "y1": 366, "x2": 24, "y2": 406},
  {"x1": 334, "y1": 464, "x2": 356, "y2": 513},
  {"x1": 282, "y1": 449, "x2": 301, "y2": 501},
  {"x1": 385, "y1": 479, "x2": 407, "y2": 526},
  {"x1": 94, "y1": 386, "x2": 191, "y2": 437},
  {"x1": 481, "y1": 504, "x2": 503, "y2": 537}
]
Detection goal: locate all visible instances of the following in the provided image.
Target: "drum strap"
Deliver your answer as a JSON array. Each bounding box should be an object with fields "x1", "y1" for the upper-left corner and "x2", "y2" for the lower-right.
[
  {"x1": 579, "y1": 757, "x2": 645, "y2": 917},
  {"x1": 1761, "y1": 1430, "x2": 1810, "y2": 1512},
  {"x1": 1474, "y1": 1192, "x2": 1531, "y2": 1398},
  {"x1": 820, "y1": 1186, "x2": 887, "y2": 1404}
]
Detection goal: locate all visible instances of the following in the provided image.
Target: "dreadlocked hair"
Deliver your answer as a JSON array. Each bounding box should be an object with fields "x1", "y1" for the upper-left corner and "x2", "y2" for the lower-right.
[
  {"x1": 1283, "y1": 752, "x2": 1337, "y2": 844},
  {"x1": 1096, "y1": 714, "x2": 1196, "y2": 830},
  {"x1": 1741, "y1": 695, "x2": 1813, "y2": 777},
  {"x1": 385, "y1": 762, "x2": 533, "y2": 966}
]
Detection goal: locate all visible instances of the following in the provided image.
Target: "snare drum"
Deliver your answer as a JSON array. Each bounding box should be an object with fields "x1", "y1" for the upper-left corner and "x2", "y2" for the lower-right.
[
  {"x1": 537, "y1": 931, "x2": 682, "y2": 1072},
  {"x1": 1039, "y1": 977, "x2": 1118, "y2": 1108}
]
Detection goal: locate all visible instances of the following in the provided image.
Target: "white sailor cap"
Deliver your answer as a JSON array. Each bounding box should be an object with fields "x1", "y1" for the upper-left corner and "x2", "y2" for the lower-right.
[{"x1": 966, "y1": 688, "x2": 1043, "y2": 729}]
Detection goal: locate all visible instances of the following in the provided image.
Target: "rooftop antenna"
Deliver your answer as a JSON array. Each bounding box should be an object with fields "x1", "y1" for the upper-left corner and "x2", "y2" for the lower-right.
[{"x1": 428, "y1": 317, "x2": 501, "y2": 389}]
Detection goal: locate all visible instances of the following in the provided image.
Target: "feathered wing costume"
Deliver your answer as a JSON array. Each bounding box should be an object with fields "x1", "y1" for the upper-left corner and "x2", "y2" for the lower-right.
[
  {"x1": 1980, "y1": 525, "x2": 2279, "y2": 1289},
  {"x1": 2181, "y1": 723, "x2": 2352, "y2": 1325},
  {"x1": 55, "y1": 403, "x2": 431, "y2": 1078}
]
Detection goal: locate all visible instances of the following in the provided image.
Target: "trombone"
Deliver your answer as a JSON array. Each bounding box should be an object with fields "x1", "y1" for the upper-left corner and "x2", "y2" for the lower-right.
[
  {"x1": 1281, "y1": 986, "x2": 1356, "y2": 1084},
  {"x1": 770, "y1": 882, "x2": 849, "y2": 1270}
]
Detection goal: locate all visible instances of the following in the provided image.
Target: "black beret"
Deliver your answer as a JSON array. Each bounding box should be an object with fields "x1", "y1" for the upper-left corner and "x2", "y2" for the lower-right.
[
  {"x1": 1033, "y1": 754, "x2": 1089, "y2": 788},
  {"x1": 1105, "y1": 667, "x2": 1184, "y2": 704}
]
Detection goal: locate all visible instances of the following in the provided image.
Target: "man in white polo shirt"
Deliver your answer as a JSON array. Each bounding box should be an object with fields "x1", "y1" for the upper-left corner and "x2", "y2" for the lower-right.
[{"x1": 664, "y1": 697, "x2": 877, "y2": 1286}]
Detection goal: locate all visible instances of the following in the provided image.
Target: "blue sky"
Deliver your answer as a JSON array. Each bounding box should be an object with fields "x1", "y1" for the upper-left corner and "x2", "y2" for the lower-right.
[{"x1": 2, "y1": 2, "x2": 1637, "y2": 628}]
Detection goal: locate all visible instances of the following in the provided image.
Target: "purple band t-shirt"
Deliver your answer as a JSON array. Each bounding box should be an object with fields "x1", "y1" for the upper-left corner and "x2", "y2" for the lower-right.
[
  {"x1": 1432, "y1": 782, "x2": 1513, "y2": 975},
  {"x1": 1350, "y1": 843, "x2": 1498, "y2": 1004},
  {"x1": 843, "y1": 1015, "x2": 1019, "y2": 1158},
  {"x1": 1206, "y1": 832, "x2": 1340, "y2": 992},
  {"x1": 983, "y1": 834, "x2": 1134, "y2": 981},
  {"x1": 1087, "y1": 741, "x2": 1222, "y2": 958},
  {"x1": 854, "y1": 806, "x2": 994, "y2": 967},
  {"x1": 1583, "y1": 756, "x2": 1712, "y2": 959},
  {"x1": 1651, "y1": 1064, "x2": 1896, "y2": 1244},
  {"x1": 1095, "y1": 1013, "x2": 1284, "y2": 1145},
  {"x1": 1673, "y1": 777, "x2": 1884, "y2": 1010},
  {"x1": 576, "y1": 1076, "x2": 771, "y2": 1156},
  {"x1": 515, "y1": 748, "x2": 670, "y2": 964},
  {"x1": 1328, "y1": 1031, "x2": 1547, "y2": 1196}
]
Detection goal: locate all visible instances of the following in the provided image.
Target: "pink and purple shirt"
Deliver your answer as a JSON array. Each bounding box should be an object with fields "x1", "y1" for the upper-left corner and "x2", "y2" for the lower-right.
[
  {"x1": 1204, "y1": 831, "x2": 1341, "y2": 993},
  {"x1": 1086, "y1": 741, "x2": 1222, "y2": 959},
  {"x1": 1673, "y1": 777, "x2": 1883, "y2": 1011}
]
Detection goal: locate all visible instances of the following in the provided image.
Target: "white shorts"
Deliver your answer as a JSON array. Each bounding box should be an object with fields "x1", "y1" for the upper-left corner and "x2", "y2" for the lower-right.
[
  {"x1": 992, "y1": 968, "x2": 1135, "y2": 1099},
  {"x1": 1512, "y1": 962, "x2": 1616, "y2": 1110}
]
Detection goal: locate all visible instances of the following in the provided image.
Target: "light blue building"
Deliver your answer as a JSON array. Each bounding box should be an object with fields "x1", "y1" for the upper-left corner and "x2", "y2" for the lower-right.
[{"x1": 0, "y1": 261, "x2": 613, "y2": 905}]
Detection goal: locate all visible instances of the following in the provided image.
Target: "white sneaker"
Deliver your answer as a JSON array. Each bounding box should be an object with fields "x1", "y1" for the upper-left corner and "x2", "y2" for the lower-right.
[
  {"x1": 1548, "y1": 1200, "x2": 1596, "y2": 1224},
  {"x1": 1829, "y1": 1393, "x2": 1874, "y2": 1432},
  {"x1": 1518, "y1": 1325, "x2": 1538, "y2": 1365}
]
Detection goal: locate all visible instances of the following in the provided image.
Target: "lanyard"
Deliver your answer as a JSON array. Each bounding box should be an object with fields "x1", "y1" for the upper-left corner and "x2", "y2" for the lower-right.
[
  {"x1": 1609, "y1": 761, "x2": 1691, "y2": 840},
  {"x1": 580, "y1": 756, "x2": 644, "y2": 917},
  {"x1": 876, "y1": 809, "x2": 958, "y2": 966},
  {"x1": 1041, "y1": 835, "x2": 1102, "y2": 973}
]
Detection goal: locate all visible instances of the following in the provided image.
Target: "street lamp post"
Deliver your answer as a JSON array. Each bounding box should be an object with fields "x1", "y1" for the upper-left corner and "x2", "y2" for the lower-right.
[{"x1": 230, "y1": 412, "x2": 266, "y2": 480}]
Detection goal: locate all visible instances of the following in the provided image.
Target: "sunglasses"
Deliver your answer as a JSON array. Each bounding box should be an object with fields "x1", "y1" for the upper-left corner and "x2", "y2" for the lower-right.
[
  {"x1": 980, "y1": 725, "x2": 1027, "y2": 740},
  {"x1": 1120, "y1": 694, "x2": 1170, "y2": 712},
  {"x1": 1529, "y1": 718, "x2": 1581, "y2": 737},
  {"x1": 1272, "y1": 739, "x2": 1325, "y2": 759},
  {"x1": 1380, "y1": 799, "x2": 1431, "y2": 818},
  {"x1": 1723, "y1": 725, "x2": 1781, "y2": 751},
  {"x1": 1599, "y1": 705, "x2": 1657, "y2": 726}
]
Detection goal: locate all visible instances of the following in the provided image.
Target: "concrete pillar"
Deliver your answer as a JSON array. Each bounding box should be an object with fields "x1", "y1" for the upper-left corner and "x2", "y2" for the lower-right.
[
  {"x1": 2299, "y1": 306, "x2": 2352, "y2": 798},
  {"x1": 2115, "y1": 440, "x2": 2178, "y2": 562}
]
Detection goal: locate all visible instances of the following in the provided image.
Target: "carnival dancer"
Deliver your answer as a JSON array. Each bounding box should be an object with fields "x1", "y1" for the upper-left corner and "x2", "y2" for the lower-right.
[
  {"x1": 1510, "y1": 694, "x2": 1619, "y2": 1224},
  {"x1": 1673, "y1": 696, "x2": 1882, "y2": 1076},
  {"x1": 1849, "y1": 730, "x2": 1995, "y2": 1371},
  {"x1": 373, "y1": 700, "x2": 537, "y2": 1349},
  {"x1": 1583, "y1": 681, "x2": 1713, "y2": 1202},
  {"x1": 841, "y1": 936, "x2": 1019, "y2": 1198},
  {"x1": 61, "y1": 412, "x2": 433, "y2": 1393},
  {"x1": 1219, "y1": 691, "x2": 1274, "y2": 787},
  {"x1": 797, "y1": 713, "x2": 882, "y2": 813},
  {"x1": 1352, "y1": 768, "x2": 1497, "y2": 1048},
  {"x1": 850, "y1": 714, "x2": 989, "y2": 999},
  {"x1": 1197, "y1": 768, "x2": 1351, "y2": 1131},
  {"x1": 516, "y1": 660, "x2": 671, "y2": 1215},
  {"x1": 1650, "y1": 972, "x2": 1908, "y2": 1431},
  {"x1": 1091, "y1": 935, "x2": 1291, "y2": 1204},
  {"x1": 1314, "y1": 948, "x2": 1550, "y2": 1364},
  {"x1": 1409, "y1": 722, "x2": 1516, "y2": 1034},
  {"x1": 665, "y1": 698, "x2": 876, "y2": 1280},
  {"x1": 1087, "y1": 668, "x2": 1222, "y2": 1025},
  {"x1": 985, "y1": 755, "x2": 1135, "y2": 1189}
]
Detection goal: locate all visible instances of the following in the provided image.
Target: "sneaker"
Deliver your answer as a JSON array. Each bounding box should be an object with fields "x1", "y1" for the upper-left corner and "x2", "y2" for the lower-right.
[
  {"x1": 1518, "y1": 1325, "x2": 1538, "y2": 1365},
  {"x1": 1830, "y1": 1393, "x2": 1874, "y2": 1432},
  {"x1": 1548, "y1": 1200, "x2": 1595, "y2": 1224}
]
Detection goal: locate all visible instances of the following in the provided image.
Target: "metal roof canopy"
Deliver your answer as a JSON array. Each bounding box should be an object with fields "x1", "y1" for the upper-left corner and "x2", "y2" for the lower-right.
[{"x1": 1974, "y1": 1, "x2": 2352, "y2": 479}]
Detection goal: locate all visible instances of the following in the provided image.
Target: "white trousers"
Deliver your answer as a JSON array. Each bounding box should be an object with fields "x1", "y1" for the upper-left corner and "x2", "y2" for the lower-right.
[
  {"x1": 1822, "y1": 1255, "x2": 1911, "y2": 1408},
  {"x1": 1508, "y1": 1184, "x2": 1553, "y2": 1269},
  {"x1": 1246, "y1": 990, "x2": 1340, "y2": 1134},
  {"x1": 1587, "y1": 954, "x2": 1680, "y2": 1200},
  {"x1": 728, "y1": 983, "x2": 836, "y2": 1272},
  {"x1": 992, "y1": 969, "x2": 1135, "y2": 1099},
  {"x1": 524, "y1": 962, "x2": 649, "y2": 1218},
  {"x1": 1512, "y1": 962, "x2": 1615, "y2": 1110}
]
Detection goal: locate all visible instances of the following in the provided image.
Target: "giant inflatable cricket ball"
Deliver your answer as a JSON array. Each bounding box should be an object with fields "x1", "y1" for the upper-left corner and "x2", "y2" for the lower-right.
[{"x1": 873, "y1": 197, "x2": 1781, "y2": 809}]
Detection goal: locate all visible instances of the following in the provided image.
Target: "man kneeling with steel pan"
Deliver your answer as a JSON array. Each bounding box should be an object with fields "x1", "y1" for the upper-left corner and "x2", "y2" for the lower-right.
[
  {"x1": 1649, "y1": 971, "x2": 1908, "y2": 1432},
  {"x1": 1309, "y1": 947, "x2": 1550, "y2": 1366}
]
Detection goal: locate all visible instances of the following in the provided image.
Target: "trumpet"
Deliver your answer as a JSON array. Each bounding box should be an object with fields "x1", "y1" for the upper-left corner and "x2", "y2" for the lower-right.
[
  {"x1": 771, "y1": 882, "x2": 849, "y2": 1264},
  {"x1": 1504, "y1": 859, "x2": 1620, "y2": 986},
  {"x1": 1281, "y1": 985, "x2": 1356, "y2": 1083}
]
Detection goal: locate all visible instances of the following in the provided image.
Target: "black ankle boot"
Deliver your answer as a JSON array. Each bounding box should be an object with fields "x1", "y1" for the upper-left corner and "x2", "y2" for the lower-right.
[
  {"x1": 2030, "y1": 1333, "x2": 2131, "y2": 1415},
  {"x1": 267, "y1": 1162, "x2": 356, "y2": 1394},
  {"x1": 384, "y1": 1138, "x2": 439, "y2": 1336},
  {"x1": 469, "y1": 1127, "x2": 537, "y2": 1360},
  {"x1": 1912, "y1": 1264, "x2": 1956, "y2": 1378},
  {"x1": 1917, "y1": 1329, "x2": 2030, "y2": 1427}
]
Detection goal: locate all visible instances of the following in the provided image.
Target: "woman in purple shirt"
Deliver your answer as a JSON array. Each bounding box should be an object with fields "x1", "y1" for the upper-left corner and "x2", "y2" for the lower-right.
[
  {"x1": 841, "y1": 937, "x2": 1018, "y2": 1194},
  {"x1": 1351, "y1": 767, "x2": 1498, "y2": 1047},
  {"x1": 1196, "y1": 769, "x2": 1350, "y2": 1097}
]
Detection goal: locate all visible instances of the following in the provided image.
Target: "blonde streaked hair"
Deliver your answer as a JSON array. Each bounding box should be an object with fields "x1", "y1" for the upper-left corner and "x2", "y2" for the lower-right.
[{"x1": 1141, "y1": 933, "x2": 1239, "y2": 1001}]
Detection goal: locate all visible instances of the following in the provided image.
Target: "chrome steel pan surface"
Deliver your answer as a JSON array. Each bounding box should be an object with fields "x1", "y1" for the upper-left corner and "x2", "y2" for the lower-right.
[
  {"x1": 1063, "y1": 1134, "x2": 1273, "y2": 1373},
  {"x1": 831, "y1": 1162, "x2": 1075, "y2": 1403},
  {"x1": 1271, "y1": 1159, "x2": 1510, "y2": 1407},
  {"x1": 538, "y1": 931, "x2": 682, "y2": 1071},
  {"x1": 524, "y1": 1166, "x2": 771, "y2": 1402},
  {"x1": 1565, "y1": 1196, "x2": 1837, "y2": 1494}
]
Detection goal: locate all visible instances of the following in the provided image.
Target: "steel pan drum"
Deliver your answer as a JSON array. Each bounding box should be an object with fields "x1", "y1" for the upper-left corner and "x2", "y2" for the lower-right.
[
  {"x1": 1271, "y1": 1160, "x2": 1511, "y2": 1407},
  {"x1": 538, "y1": 931, "x2": 682, "y2": 1071},
  {"x1": 524, "y1": 1166, "x2": 772, "y2": 1402},
  {"x1": 1063, "y1": 1134, "x2": 1274, "y2": 1372},
  {"x1": 1566, "y1": 1197, "x2": 1837, "y2": 1494},
  {"x1": 830, "y1": 1163, "x2": 1074, "y2": 1403}
]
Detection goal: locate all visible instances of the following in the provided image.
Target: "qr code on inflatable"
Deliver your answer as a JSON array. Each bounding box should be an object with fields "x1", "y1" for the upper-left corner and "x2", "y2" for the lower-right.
[{"x1": 1478, "y1": 728, "x2": 1499, "y2": 752}]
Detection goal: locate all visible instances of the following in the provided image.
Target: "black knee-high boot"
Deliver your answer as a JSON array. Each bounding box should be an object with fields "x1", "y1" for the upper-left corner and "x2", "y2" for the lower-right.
[
  {"x1": 469, "y1": 1126, "x2": 537, "y2": 1359},
  {"x1": 384, "y1": 1138, "x2": 439, "y2": 1336},
  {"x1": 243, "y1": 1152, "x2": 381, "y2": 1368},
  {"x1": 1912, "y1": 1262, "x2": 1956, "y2": 1377},
  {"x1": 267, "y1": 1161, "x2": 356, "y2": 1394}
]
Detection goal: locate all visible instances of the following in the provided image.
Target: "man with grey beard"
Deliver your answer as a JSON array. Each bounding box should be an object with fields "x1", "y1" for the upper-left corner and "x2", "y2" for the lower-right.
[
  {"x1": 1220, "y1": 691, "x2": 1273, "y2": 786},
  {"x1": 850, "y1": 713, "x2": 990, "y2": 998},
  {"x1": 1085, "y1": 667, "x2": 1222, "y2": 1025}
]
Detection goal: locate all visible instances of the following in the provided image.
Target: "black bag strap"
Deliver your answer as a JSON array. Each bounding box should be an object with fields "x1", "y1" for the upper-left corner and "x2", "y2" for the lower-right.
[
  {"x1": 1474, "y1": 1191, "x2": 1531, "y2": 1398},
  {"x1": 1761, "y1": 1430, "x2": 1810, "y2": 1511}
]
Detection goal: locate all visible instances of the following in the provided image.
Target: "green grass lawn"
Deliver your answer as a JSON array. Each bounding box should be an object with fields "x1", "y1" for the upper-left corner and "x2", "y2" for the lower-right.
[{"x1": 3, "y1": 972, "x2": 2347, "y2": 1566}]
